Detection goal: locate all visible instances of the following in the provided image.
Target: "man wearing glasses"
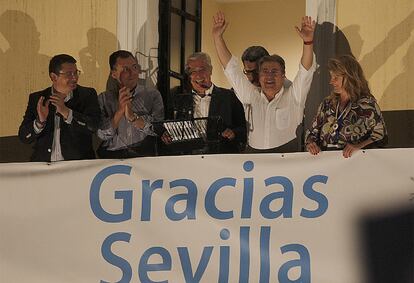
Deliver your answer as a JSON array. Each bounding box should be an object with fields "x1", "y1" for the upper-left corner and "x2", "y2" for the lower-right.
[
  {"x1": 97, "y1": 50, "x2": 166, "y2": 158},
  {"x1": 241, "y1": 46, "x2": 269, "y2": 87},
  {"x1": 18, "y1": 54, "x2": 101, "y2": 162},
  {"x1": 240, "y1": 46, "x2": 280, "y2": 138},
  {"x1": 213, "y1": 12, "x2": 316, "y2": 153}
]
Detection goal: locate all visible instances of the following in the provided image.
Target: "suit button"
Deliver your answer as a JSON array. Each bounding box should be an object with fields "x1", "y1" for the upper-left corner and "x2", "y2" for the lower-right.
[{"x1": 48, "y1": 148, "x2": 51, "y2": 152}]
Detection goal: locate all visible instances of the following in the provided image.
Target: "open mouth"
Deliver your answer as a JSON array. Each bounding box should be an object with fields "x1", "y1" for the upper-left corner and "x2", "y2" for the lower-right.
[
  {"x1": 195, "y1": 80, "x2": 209, "y2": 89},
  {"x1": 264, "y1": 80, "x2": 276, "y2": 87}
]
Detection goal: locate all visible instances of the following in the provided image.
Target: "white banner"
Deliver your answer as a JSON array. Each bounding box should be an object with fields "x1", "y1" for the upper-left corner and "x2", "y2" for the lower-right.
[{"x1": 0, "y1": 149, "x2": 413, "y2": 283}]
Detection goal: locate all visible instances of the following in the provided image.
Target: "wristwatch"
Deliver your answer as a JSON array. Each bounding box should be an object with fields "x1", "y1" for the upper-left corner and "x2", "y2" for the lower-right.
[
  {"x1": 128, "y1": 113, "x2": 139, "y2": 123},
  {"x1": 35, "y1": 118, "x2": 47, "y2": 128}
]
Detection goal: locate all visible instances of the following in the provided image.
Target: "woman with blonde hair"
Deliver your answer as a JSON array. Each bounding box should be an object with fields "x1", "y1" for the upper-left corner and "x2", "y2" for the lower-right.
[{"x1": 305, "y1": 55, "x2": 387, "y2": 158}]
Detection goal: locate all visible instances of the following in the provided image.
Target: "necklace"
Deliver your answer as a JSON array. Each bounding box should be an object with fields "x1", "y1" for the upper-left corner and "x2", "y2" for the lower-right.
[{"x1": 330, "y1": 100, "x2": 350, "y2": 134}]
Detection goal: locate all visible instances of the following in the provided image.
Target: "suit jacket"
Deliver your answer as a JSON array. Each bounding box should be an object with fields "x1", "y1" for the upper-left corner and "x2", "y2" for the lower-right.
[
  {"x1": 171, "y1": 85, "x2": 247, "y2": 153},
  {"x1": 18, "y1": 85, "x2": 101, "y2": 162}
]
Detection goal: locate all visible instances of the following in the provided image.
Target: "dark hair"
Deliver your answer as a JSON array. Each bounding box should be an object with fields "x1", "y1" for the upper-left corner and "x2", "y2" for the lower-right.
[
  {"x1": 49, "y1": 54, "x2": 76, "y2": 74},
  {"x1": 109, "y1": 50, "x2": 135, "y2": 70},
  {"x1": 241, "y1": 46, "x2": 270, "y2": 63},
  {"x1": 258, "y1": 54, "x2": 286, "y2": 74}
]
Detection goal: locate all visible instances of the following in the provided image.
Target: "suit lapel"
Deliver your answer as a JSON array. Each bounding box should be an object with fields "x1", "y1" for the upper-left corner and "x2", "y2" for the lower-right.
[{"x1": 208, "y1": 85, "x2": 218, "y2": 117}]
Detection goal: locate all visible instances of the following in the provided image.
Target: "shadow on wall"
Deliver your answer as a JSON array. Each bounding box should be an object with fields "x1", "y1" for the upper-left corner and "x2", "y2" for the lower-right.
[
  {"x1": 0, "y1": 10, "x2": 51, "y2": 137},
  {"x1": 303, "y1": 21, "x2": 352, "y2": 131},
  {"x1": 381, "y1": 42, "x2": 414, "y2": 109},
  {"x1": 79, "y1": 27, "x2": 119, "y2": 94},
  {"x1": 136, "y1": 20, "x2": 158, "y2": 89},
  {"x1": 342, "y1": 11, "x2": 414, "y2": 81}
]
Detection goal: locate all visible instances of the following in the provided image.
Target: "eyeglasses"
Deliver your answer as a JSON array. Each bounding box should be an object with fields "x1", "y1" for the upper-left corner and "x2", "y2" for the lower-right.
[
  {"x1": 58, "y1": 70, "x2": 81, "y2": 78},
  {"x1": 259, "y1": 69, "x2": 283, "y2": 76},
  {"x1": 243, "y1": 69, "x2": 257, "y2": 75}
]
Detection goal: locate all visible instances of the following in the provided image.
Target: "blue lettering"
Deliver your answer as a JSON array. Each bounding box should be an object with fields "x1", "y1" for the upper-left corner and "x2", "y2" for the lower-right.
[
  {"x1": 219, "y1": 229, "x2": 230, "y2": 283},
  {"x1": 90, "y1": 165, "x2": 132, "y2": 223},
  {"x1": 141, "y1": 179, "x2": 164, "y2": 221},
  {"x1": 260, "y1": 176, "x2": 294, "y2": 219},
  {"x1": 259, "y1": 226, "x2": 270, "y2": 283},
  {"x1": 138, "y1": 247, "x2": 172, "y2": 283},
  {"x1": 300, "y1": 175, "x2": 329, "y2": 218},
  {"x1": 205, "y1": 178, "x2": 236, "y2": 219},
  {"x1": 165, "y1": 179, "x2": 198, "y2": 221},
  {"x1": 239, "y1": 226, "x2": 250, "y2": 283},
  {"x1": 278, "y1": 244, "x2": 311, "y2": 283},
  {"x1": 241, "y1": 161, "x2": 254, "y2": 219},
  {"x1": 100, "y1": 232, "x2": 132, "y2": 283},
  {"x1": 178, "y1": 246, "x2": 213, "y2": 283}
]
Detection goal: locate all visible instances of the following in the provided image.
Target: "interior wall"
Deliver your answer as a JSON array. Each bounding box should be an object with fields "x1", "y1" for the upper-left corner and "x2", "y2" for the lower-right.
[
  {"x1": 203, "y1": 0, "x2": 414, "y2": 112},
  {"x1": 201, "y1": 0, "x2": 223, "y2": 84},
  {"x1": 202, "y1": 0, "x2": 305, "y2": 88},
  {"x1": 0, "y1": 0, "x2": 117, "y2": 137},
  {"x1": 117, "y1": 0, "x2": 159, "y2": 88},
  {"x1": 337, "y1": 0, "x2": 414, "y2": 111}
]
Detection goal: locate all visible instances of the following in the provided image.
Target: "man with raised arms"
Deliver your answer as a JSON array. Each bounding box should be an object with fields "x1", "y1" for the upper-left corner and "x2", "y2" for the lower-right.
[{"x1": 212, "y1": 12, "x2": 316, "y2": 153}]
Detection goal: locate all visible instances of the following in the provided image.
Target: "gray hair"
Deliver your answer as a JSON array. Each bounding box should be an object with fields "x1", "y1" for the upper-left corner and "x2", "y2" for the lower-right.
[{"x1": 185, "y1": 52, "x2": 212, "y2": 74}]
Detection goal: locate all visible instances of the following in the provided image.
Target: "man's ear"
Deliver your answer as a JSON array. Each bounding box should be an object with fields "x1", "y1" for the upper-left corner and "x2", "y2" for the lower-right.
[
  {"x1": 49, "y1": 72, "x2": 57, "y2": 82},
  {"x1": 110, "y1": 69, "x2": 117, "y2": 79}
]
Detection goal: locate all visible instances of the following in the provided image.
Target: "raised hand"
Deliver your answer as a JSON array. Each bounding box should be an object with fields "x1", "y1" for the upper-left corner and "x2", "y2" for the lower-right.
[
  {"x1": 49, "y1": 92, "x2": 70, "y2": 119},
  {"x1": 111, "y1": 86, "x2": 133, "y2": 129},
  {"x1": 124, "y1": 99, "x2": 134, "y2": 121},
  {"x1": 295, "y1": 16, "x2": 316, "y2": 42},
  {"x1": 118, "y1": 86, "x2": 131, "y2": 114},
  {"x1": 36, "y1": 96, "x2": 50, "y2": 123},
  {"x1": 212, "y1": 11, "x2": 228, "y2": 38}
]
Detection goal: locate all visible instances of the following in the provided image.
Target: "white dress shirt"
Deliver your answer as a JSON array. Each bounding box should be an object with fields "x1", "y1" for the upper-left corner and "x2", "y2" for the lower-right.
[
  {"x1": 192, "y1": 84, "x2": 214, "y2": 118},
  {"x1": 33, "y1": 89, "x2": 73, "y2": 161},
  {"x1": 224, "y1": 55, "x2": 316, "y2": 149}
]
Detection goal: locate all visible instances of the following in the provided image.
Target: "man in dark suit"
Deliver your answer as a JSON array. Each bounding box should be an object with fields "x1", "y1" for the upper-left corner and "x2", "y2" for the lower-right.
[
  {"x1": 170, "y1": 52, "x2": 247, "y2": 153},
  {"x1": 18, "y1": 54, "x2": 101, "y2": 162}
]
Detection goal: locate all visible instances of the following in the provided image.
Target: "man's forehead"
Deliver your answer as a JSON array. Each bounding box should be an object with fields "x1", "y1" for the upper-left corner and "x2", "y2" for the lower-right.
[
  {"x1": 188, "y1": 58, "x2": 208, "y2": 68},
  {"x1": 116, "y1": 56, "x2": 138, "y2": 66},
  {"x1": 60, "y1": 63, "x2": 77, "y2": 69},
  {"x1": 261, "y1": 61, "x2": 282, "y2": 70}
]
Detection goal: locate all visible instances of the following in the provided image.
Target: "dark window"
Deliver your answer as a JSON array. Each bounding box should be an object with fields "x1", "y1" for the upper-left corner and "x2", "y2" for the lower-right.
[{"x1": 158, "y1": 0, "x2": 201, "y2": 119}]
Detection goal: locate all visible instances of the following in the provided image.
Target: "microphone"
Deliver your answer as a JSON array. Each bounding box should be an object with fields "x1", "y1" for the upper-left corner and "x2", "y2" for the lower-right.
[{"x1": 197, "y1": 82, "x2": 211, "y2": 90}]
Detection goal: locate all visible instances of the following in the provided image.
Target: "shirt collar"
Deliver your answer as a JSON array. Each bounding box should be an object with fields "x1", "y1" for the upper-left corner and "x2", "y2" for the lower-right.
[
  {"x1": 192, "y1": 84, "x2": 214, "y2": 97},
  {"x1": 260, "y1": 86, "x2": 284, "y2": 103}
]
